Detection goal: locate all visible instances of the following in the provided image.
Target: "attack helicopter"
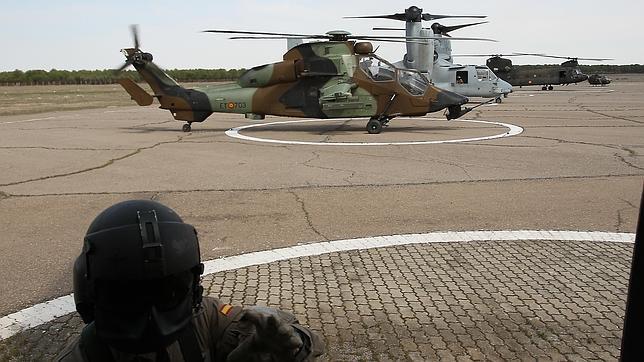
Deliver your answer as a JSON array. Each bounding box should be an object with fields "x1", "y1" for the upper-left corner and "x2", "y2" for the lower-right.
[
  {"x1": 116, "y1": 26, "x2": 474, "y2": 134},
  {"x1": 455, "y1": 53, "x2": 612, "y2": 90},
  {"x1": 346, "y1": 6, "x2": 512, "y2": 102}
]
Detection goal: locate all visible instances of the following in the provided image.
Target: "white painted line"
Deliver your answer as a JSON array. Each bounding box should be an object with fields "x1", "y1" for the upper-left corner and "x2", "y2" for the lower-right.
[
  {"x1": 0, "y1": 230, "x2": 635, "y2": 341},
  {"x1": 0, "y1": 295, "x2": 74, "y2": 340},
  {"x1": 225, "y1": 118, "x2": 524, "y2": 146},
  {"x1": 0, "y1": 116, "x2": 57, "y2": 125}
]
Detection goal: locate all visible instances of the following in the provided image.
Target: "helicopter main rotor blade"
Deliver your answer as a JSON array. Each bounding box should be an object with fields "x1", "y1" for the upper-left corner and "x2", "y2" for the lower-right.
[
  {"x1": 372, "y1": 27, "x2": 405, "y2": 31},
  {"x1": 228, "y1": 36, "x2": 432, "y2": 45},
  {"x1": 344, "y1": 14, "x2": 486, "y2": 21},
  {"x1": 344, "y1": 14, "x2": 410, "y2": 21},
  {"x1": 513, "y1": 52, "x2": 613, "y2": 61},
  {"x1": 203, "y1": 29, "x2": 327, "y2": 38},
  {"x1": 422, "y1": 14, "x2": 486, "y2": 20},
  {"x1": 350, "y1": 35, "x2": 496, "y2": 41},
  {"x1": 431, "y1": 21, "x2": 489, "y2": 35},
  {"x1": 452, "y1": 54, "x2": 523, "y2": 58},
  {"x1": 229, "y1": 36, "x2": 314, "y2": 40}
]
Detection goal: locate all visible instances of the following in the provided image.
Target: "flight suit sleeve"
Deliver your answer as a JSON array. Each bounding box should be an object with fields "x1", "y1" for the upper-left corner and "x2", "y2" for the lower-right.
[{"x1": 201, "y1": 297, "x2": 324, "y2": 361}]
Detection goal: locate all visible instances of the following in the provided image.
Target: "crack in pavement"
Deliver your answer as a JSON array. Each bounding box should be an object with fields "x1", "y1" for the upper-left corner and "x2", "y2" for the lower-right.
[
  {"x1": 0, "y1": 136, "x2": 186, "y2": 187},
  {"x1": 4, "y1": 173, "x2": 641, "y2": 198},
  {"x1": 615, "y1": 198, "x2": 639, "y2": 232},
  {"x1": 615, "y1": 154, "x2": 644, "y2": 171},
  {"x1": 524, "y1": 136, "x2": 643, "y2": 171},
  {"x1": 288, "y1": 190, "x2": 329, "y2": 241},
  {"x1": 568, "y1": 94, "x2": 644, "y2": 125},
  {"x1": 616, "y1": 208, "x2": 626, "y2": 232},
  {"x1": 407, "y1": 147, "x2": 474, "y2": 180},
  {"x1": 524, "y1": 135, "x2": 633, "y2": 153},
  {"x1": 583, "y1": 109, "x2": 643, "y2": 125},
  {"x1": 301, "y1": 151, "x2": 356, "y2": 184},
  {"x1": 460, "y1": 142, "x2": 553, "y2": 149},
  {"x1": 129, "y1": 120, "x2": 175, "y2": 128}
]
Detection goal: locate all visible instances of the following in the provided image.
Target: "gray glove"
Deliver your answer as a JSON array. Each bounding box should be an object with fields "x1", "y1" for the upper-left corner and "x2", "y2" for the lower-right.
[{"x1": 226, "y1": 309, "x2": 304, "y2": 362}]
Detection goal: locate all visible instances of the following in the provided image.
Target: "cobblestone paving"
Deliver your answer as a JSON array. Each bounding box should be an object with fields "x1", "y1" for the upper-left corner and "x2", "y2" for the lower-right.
[{"x1": 0, "y1": 240, "x2": 632, "y2": 361}]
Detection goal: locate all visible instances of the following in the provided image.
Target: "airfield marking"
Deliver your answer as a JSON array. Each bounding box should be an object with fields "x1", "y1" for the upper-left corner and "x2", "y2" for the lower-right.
[
  {"x1": 0, "y1": 116, "x2": 57, "y2": 125},
  {"x1": 0, "y1": 230, "x2": 634, "y2": 340},
  {"x1": 225, "y1": 118, "x2": 524, "y2": 146}
]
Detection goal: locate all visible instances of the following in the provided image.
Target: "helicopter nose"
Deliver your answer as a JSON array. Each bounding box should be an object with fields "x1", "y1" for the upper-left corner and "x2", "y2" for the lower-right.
[
  {"x1": 499, "y1": 79, "x2": 513, "y2": 94},
  {"x1": 429, "y1": 89, "x2": 468, "y2": 113}
]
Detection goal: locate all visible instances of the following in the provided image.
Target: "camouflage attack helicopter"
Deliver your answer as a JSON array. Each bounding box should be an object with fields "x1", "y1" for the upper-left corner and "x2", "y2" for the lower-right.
[
  {"x1": 455, "y1": 53, "x2": 612, "y2": 90},
  {"x1": 346, "y1": 6, "x2": 512, "y2": 102},
  {"x1": 116, "y1": 26, "x2": 473, "y2": 134}
]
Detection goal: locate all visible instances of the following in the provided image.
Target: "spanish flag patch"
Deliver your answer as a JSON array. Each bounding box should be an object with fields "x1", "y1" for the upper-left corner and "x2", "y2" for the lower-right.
[{"x1": 219, "y1": 304, "x2": 233, "y2": 316}]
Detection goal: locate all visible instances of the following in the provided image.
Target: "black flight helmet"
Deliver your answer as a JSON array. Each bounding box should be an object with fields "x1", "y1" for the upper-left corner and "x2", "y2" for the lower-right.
[{"x1": 73, "y1": 200, "x2": 204, "y2": 353}]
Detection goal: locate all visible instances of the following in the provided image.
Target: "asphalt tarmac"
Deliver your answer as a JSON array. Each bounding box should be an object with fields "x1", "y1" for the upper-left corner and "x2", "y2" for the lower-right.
[{"x1": 0, "y1": 78, "x2": 642, "y2": 358}]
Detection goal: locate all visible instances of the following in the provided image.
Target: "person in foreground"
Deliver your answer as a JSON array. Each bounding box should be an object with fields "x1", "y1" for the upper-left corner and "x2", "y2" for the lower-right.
[{"x1": 57, "y1": 199, "x2": 324, "y2": 361}]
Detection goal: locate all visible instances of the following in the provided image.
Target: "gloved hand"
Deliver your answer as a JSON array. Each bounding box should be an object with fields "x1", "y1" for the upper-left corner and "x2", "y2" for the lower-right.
[{"x1": 226, "y1": 309, "x2": 304, "y2": 362}]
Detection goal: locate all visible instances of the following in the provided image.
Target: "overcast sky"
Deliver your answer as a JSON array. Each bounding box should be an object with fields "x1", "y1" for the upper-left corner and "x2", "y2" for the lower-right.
[{"x1": 1, "y1": 0, "x2": 642, "y2": 71}]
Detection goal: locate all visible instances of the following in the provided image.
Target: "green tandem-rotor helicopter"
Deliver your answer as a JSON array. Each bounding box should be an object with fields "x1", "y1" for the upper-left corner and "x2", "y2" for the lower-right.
[
  {"x1": 454, "y1": 53, "x2": 612, "y2": 90},
  {"x1": 116, "y1": 25, "x2": 485, "y2": 134}
]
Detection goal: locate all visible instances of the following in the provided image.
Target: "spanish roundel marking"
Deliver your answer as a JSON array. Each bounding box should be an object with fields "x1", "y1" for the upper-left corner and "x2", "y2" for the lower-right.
[{"x1": 227, "y1": 102, "x2": 236, "y2": 110}]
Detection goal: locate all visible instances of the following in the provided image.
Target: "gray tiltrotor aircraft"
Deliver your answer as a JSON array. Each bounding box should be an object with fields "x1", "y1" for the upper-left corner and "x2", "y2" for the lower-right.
[{"x1": 347, "y1": 6, "x2": 513, "y2": 102}]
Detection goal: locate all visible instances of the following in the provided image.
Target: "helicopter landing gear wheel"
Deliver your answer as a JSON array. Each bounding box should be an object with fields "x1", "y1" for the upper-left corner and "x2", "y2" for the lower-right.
[
  {"x1": 182, "y1": 123, "x2": 192, "y2": 132},
  {"x1": 367, "y1": 119, "x2": 383, "y2": 134},
  {"x1": 541, "y1": 86, "x2": 547, "y2": 91},
  {"x1": 548, "y1": 85, "x2": 554, "y2": 91},
  {"x1": 495, "y1": 97, "x2": 502, "y2": 103}
]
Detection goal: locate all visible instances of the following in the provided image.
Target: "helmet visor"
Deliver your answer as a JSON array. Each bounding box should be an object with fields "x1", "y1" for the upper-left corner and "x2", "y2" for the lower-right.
[{"x1": 93, "y1": 271, "x2": 194, "y2": 350}]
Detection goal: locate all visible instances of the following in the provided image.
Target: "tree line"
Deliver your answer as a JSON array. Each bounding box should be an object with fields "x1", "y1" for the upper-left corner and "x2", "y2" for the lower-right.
[
  {"x1": 0, "y1": 68, "x2": 247, "y2": 86},
  {"x1": 1, "y1": 64, "x2": 643, "y2": 86}
]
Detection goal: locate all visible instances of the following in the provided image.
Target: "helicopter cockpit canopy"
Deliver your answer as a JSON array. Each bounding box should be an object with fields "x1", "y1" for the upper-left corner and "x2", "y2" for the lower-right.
[{"x1": 358, "y1": 55, "x2": 430, "y2": 95}]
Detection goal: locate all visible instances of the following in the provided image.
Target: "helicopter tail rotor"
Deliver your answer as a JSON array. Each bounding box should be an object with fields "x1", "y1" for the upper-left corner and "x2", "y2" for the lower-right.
[{"x1": 114, "y1": 25, "x2": 154, "y2": 73}]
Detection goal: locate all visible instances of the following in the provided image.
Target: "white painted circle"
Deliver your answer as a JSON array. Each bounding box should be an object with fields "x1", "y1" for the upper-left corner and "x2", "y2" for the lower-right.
[
  {"x1": 0, "y1": 230, "x2": 634, "y2": 340},
  {"x1": 225, "y1": 118, "x2": 523, "y2": 146}
]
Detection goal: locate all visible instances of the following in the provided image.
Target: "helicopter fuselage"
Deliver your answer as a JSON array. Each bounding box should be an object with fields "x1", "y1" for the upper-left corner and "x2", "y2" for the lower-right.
[
  {"x1": 487, "y1": 57, "x2": 589, "y2": 88},
  {"x1": 125, "y1": 40, "x2": 469, "y2": 130}
]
